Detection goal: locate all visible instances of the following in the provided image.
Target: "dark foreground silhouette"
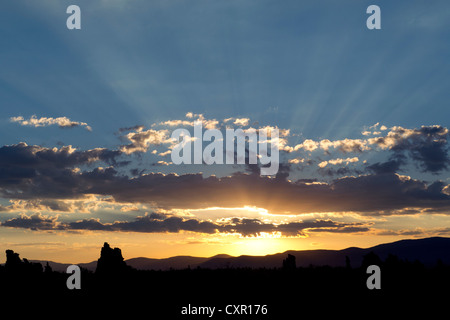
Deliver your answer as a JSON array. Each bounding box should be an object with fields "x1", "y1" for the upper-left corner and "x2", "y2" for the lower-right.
[{"x1": 1, "y1": 241, "x2": 449, "y2": 318}]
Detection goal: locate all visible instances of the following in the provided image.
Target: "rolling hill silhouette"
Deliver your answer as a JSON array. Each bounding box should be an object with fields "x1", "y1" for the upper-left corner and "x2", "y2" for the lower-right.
[
  {"x1": 28, "y1": 236, "x2": 450, "y2": 271},
  {"x1": 2, "y1": 237, "x2": 450, "y2": 318}
]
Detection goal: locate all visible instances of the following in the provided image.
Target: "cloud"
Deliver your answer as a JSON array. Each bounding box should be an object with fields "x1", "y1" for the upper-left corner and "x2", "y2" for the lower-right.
[
  {"x1": 118, "y1": 112, "x2": 234, "y2": 155},
  {"x1": 1, "y1": 140, "x2": 450, "y2": 215},
  {"x1": 1, "y1": 197, "x2": 109, "y2": 214},
  {"x1": 117, "y1": 125, "x2": 145, "y2": 134},
  {"x1": 293, "y1": 139, "x2": 319, "y2": 152},
  {"x1": 82, "y1": 171, "x2": 450, "y2": 215},
  {"x1": 7, "y1": 199, "x2": 73, "y2": 212},
  {"x1": 0, "y1": 142, "x2": 122, "y2": 199},
  {"x1": 318, "y1": 157, "x2": 359, "y2": 168},
  {"x1": 367, "y1": 158, "x2": 405, "y2": 174},
  {"x1": 320, "y1": 138, "x2": 371, "y2": 153},
  {"x1": 10, "y1": 115, "x2": 92, "y2": 131},
  {"x1": 362, "y1": 123, "x2": 387, "y2": 136},
  {"x1": 153, "y1": 160, "x2": 172, "y2": 166},
  {"x1": 1, "y1": 213, "x2": 61, "y2": 231},
  {"x1": 0, "y1": 212, "x2": 370, "y2": 237},
  {"x1": 318, "y1": 166, "x2": 362, "y2": 178},
  {"x1": 376, "y1": 227, "x2": 450, "y2": 238},
  {"x1": 380, "y1": 125, "x2": 449, "y2": 173},
  {"x1": 0, "y1": 142, "x2": 121, "y2": 169},
  {"x1": 113, "y1": 120, "x2": 450, "y2": 178},
  {"x1": 157, "y1": 112, "x2": 219, "y2": 130},
  {"x1": 288, "y1": 158, "x2": 305, "y2": 164},
  {"x1": 224, "y1": 117, "x2": 250, "y2": 127},
  {"x1": 159, "y1": 119, "x2": 194, "y2": 127},
  {"x1": 138, "y1": 113, "x2": 293, "y2": 158},
  {"x1": 2, "y1": 121, "x2": 450, "y2": 216},
  {"x1": 119, "y1": 129, "x2": 170, "y2": 154},
  {"x1": 221, "y1": 218, "x2": 370, "y2": 237},
  {"x1": 290, "y1": 124, "x2": 450, "y2": 174},
  {"x1": 292, "y1": 138, "x2": 370, "y2": 154}
]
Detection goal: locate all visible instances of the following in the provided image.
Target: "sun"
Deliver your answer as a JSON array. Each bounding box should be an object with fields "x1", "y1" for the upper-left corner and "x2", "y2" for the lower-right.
[{"x1": 238, "y1": 233, "x2": 286, "y2": 256}]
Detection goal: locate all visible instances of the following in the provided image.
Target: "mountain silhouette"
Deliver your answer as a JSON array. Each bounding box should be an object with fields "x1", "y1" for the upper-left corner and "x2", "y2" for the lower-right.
[
  {"x1": 1, "y1": 236, "x2": 449, "y2": 318},
  {"x1": 19, "y1": 236, "x2": 450, "y2": 271},
  {"x1": 127, "y1": 236, "x2": 450, "y2": 269}
]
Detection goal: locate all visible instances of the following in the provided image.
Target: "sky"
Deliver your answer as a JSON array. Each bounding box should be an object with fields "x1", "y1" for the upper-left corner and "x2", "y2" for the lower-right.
[{"x1": 1, "y1": 0, "x2": 450, "y2": 263}]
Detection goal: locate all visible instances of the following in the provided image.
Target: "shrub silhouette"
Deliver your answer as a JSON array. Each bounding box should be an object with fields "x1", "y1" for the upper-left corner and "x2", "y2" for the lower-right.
[
  {"x1": 361, "y1": 251, "x2": 382, "y2": 269},
  {"x1": 282, "y1": 254, "x2": 296, "y2": 270}
]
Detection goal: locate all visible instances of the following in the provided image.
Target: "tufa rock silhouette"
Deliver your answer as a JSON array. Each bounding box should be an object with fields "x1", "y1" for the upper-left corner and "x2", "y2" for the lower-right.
[
  {"x1": 5, "y1": 249, "x2": 22, "y2": 270},
  {"x1": 282, "y1": 254, "x2": 296, "y2": 270},
  {"x1": 5, "y1": 249, "x2": 42, "y2": 273},
  {"x1": 96, "y1": 242, "x2": 128, "y2": 274}
]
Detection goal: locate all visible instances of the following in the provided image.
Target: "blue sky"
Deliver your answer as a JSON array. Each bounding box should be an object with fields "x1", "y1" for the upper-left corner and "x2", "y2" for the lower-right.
[
  {"x1": 1, "y1": 0, "x2": 449, "y2": 149},
  {"x1": 1, "y1": 0, "x2": 450, "y2": 262}
]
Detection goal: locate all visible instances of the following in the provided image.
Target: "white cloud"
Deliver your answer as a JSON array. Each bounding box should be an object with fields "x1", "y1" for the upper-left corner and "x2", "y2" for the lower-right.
[
  {"x1": 318, "y1": 157, "x2": 359, "y2": 168},
  {"x1": 224, "y1": 117, "x2": 250, "y2": 127},
  {"x1": 11, "y1": 115, "x2": 92, "y2": 131},
  {"x1": 288, "y1": 158, "x2": 305, "y2": 164},
  {"x1": 120, "y1": 129, "x2": 171, "y2": 154},
  {"x1": 293, "y1": 139, "x2": 319, "y2": 152}
]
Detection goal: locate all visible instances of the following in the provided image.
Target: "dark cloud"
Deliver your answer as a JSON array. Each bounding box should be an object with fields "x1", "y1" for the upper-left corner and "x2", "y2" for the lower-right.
[
  {"x1": 318, "y1": 166, "x2": 362, "y2": 177},
  {"x1": 0, "y1": 142, "x2": 121, "y2": 169},
  {"x1": 0, "y1": 213, "x2": 369, "y2": 237},
  {"x1": 68, "y1": 218, "x2": 114, "y2": 231},
  {"x1": 270, "y1": 219, "x2": 369, "y2": 236},
  {"x1": 370, "y1": 125, "x2": 449, "y2": 173},
  {"x1": 395, "y1": 126, "x2": 449, "y2": 173},
  {"x1": 375, "y1": 227, "x2": 450, "y2": 237},
  {"x1": 103, "y1": 215, "x2": 219, "y2": 234},
  {"x1": 2, "y1": 146, "x2": 450, "y2": 214},
  {"x1": 38, "y1": 199, "x2": 73, "y2": 211},
  {"x1": 5, "y1": 199, "x2": 74, "y2": 212},
  {"x1": 85, "y1": 171, "x2": 450, "y2": 215},
  {"x1": 367, "y1": 158, "x2": 405, "y2": 174},
  {"x1": 117, "y1": 125, "x2": 145, "y2": 134},
  {"x1": 222, "y1": 218, "x2": 277, "y2": 236},
  {"x1": 66, "y1": 214, "x2": 220, "y2": 234},
  {"x1": 1, "y1": 213, "x2": 61, "y2": 231},
  {"x1": 220, "y1": 218, "x2": 369, "y2": 237},
  {"x1": 0, "y1": 143, "x2": 123, "y2": 199},
  {"x1": 1, "y1": 126, "x2": 450, "y2": 216}
]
